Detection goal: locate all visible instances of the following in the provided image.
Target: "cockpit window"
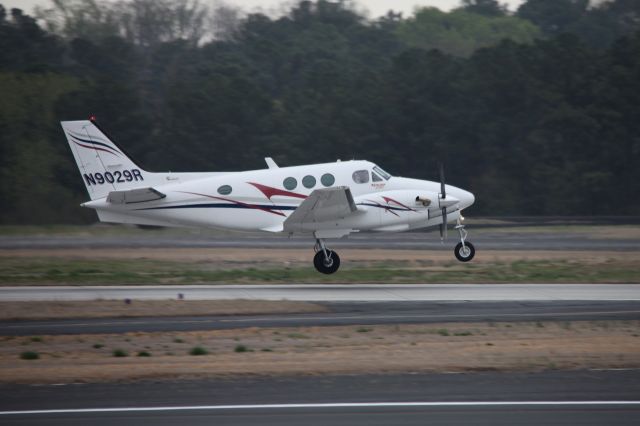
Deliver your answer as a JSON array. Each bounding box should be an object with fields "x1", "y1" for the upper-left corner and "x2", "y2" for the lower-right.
[
  {"x1": 372, "y1": 172, "x2": 383, "y2": 182},
  {"x1": 352, "y1": 170, "x2": 369, "y2": 184},
  {"x1": 373, "y1": 166, "x2": 391, "y2": 180}
]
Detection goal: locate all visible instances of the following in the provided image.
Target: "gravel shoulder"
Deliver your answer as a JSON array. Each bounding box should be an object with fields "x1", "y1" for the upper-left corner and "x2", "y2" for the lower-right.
[{"x1": 1, "y1": 320, "x2": 638, "y2": 384}]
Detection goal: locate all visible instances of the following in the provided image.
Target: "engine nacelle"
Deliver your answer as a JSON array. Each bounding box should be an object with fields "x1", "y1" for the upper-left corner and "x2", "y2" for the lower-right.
[{"x1": 355, "y1": 190, "x2": 437, "y2": 211}]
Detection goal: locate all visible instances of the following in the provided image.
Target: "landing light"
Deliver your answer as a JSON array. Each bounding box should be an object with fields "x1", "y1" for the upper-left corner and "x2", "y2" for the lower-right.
[{"x1": 415, "y1": 196, "x2": 431, "y2": 207}]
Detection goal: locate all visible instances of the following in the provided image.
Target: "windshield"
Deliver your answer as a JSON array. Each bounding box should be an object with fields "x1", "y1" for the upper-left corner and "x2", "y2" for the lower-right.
[{"x1": 373, "y1": 165, "x2": 391, "y2": 180}]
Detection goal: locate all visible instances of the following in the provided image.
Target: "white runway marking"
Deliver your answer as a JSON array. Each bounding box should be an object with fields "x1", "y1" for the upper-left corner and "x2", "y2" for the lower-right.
[
  {"x1": 2, "y1": 401, "x2": 640, "y2": 416},
  {"x1": 1, "y1": 284, "x2": 640, "y2": 302}
]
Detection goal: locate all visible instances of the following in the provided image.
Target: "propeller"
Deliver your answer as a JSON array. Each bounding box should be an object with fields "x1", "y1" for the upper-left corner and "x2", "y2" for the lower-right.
[{"x1": 439, "y1": 162, "x2": 447, "y2": 240}]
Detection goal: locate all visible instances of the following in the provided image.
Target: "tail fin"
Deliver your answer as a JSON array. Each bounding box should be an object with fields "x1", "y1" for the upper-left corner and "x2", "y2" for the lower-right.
[{"x1": 61, "y1": 119, "x2": 150, "y2": 200}]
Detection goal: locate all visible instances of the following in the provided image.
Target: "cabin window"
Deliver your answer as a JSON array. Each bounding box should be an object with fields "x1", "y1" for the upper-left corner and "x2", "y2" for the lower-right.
[
  {"x1": 352, "y1": 170, "x2": 369, "y2": 184},
  {"x1": 373, "y1": 166, "x2": 391, "y2": 180},
  {"x1": 217, "y1": 185, "x2": 232, "y2": 195},
  {"x1": 372, "y1": 172, "x2": 383, "y2": 182},
  {"x1": 302, "y1": 175, "x2": 316, "y2": 189},
  {"x1": 283, "y1": 177, "x2": 297, "y2": 190},
  {"x1": 321, "y1": 173, "x2": 335, "y2": 187}
]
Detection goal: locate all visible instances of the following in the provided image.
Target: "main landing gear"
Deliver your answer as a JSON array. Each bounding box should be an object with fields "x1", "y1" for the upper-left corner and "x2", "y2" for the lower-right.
[
  {"x1": 454, "y1": 219, "x2": 475, "y2": 262},
  {"x1": 313, "y1": 239, "x2": 340, "y2": 274}
]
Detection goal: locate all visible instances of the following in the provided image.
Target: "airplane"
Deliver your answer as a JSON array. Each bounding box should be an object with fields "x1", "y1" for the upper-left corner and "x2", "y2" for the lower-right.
[{"x1": 61, "y1": 117, "x2": 476, "y2": 274}]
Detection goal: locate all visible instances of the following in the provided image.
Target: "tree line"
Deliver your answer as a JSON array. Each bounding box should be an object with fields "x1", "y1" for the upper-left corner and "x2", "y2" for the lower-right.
[{"x1": 1, "y1": 0, "x2": 639, "y2": 223}]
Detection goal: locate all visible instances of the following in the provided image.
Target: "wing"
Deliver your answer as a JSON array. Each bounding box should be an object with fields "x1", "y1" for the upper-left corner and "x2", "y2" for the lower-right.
[
  {"x1": 283, "y1": 186, "x2": 359, "y2": 237},
  {"x1": 106, "y1": 187, "x2": 166, "y2": 204}
]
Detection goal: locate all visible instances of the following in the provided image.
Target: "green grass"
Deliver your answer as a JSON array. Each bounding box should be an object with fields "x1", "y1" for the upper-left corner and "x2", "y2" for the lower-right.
[
  {"x1": 0, "y1": 256, "x2": 639, "y2": 285},
  {"x1": 20, "y1": 351, "x2": 39, "y2": 360},
  {"x1": 234, "y1": 344, "x2": 248, "y2": 353},
  {"x1": 189, "y1": 346, "x2": 208, "y2": 356}
]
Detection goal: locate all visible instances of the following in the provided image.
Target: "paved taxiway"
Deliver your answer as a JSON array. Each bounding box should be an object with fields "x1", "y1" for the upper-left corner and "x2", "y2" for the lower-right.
[
  {"x1": 1, "y1": 370, "x2": 639, "y2": 425},
  {"x1": 2, "y1": 300, "x2": 639, "y2": 336},
  {"x1": 2, "y1": 227, "x2": 640, "y2": 250},
  {"x1": 2, "y1": 283, "x2": 639, "y2": 302},
  {"x1": 0, "y1": 228, "x2": 640, "y2": 251}
]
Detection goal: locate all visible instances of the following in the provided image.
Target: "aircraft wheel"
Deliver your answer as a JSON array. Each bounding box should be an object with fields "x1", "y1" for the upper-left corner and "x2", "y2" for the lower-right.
[
  {"x1": 454, "y1": 242, "x2": 475, "y2": 262},
  {"x1": 313, "y1": 250, "x2": 340, "y2": 274}
]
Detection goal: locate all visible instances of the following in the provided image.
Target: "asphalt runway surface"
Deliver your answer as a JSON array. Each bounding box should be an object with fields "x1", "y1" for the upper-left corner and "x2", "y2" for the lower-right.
[
  {"x1": 2, "y1": 300, "x2": 640, "y2": 336},
  {"x1": 1, "y1": 370, "x2": 639, "y2": 425},
  {"x1": 2, "y1": 228, "x2": 640, "y2": 250}
]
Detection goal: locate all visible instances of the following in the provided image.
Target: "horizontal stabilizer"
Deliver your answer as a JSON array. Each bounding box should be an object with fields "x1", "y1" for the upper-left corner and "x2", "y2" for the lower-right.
[{"x1": 107, "y1": 187, "x2": 166, "y2": 204}]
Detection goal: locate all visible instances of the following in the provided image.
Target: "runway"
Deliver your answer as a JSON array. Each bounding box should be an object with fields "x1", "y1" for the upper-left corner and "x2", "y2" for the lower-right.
[
  {"x1": 2, "y1": 300, "x2": 639, "y2": 336},
  {"x1": 2, "y1": 283, "x2": 639, "y2": 302},
  {"x1": 1, "y1": 370, "x2": 639, "y2": 425},
  {"x1": 2, "y1": 283, "x2": 639, "y2": 424}
]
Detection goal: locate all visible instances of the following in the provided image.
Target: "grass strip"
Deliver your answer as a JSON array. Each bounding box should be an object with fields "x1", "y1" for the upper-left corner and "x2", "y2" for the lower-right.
[{"x1": 0, "y1": 257, "x2": 639, "y2": 285}]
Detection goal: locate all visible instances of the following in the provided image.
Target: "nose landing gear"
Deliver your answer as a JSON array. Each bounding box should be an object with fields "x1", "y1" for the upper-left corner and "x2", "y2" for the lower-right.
[
  {"x1": 454, "y1": 219, "x2": 475, "y2": 262},
  {"x1": 313, "y1": 238, "x2": 340, "y2": 274}
]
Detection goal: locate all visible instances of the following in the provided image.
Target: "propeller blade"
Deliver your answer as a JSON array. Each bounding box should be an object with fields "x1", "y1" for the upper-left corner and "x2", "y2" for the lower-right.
[
  {"x1": 439, "y1": 162, "x2": 446, "y2": 200},
  {"x1": 439, "y1": 163, "x2": 447, "y2": 240},
  {"x1": 441, "y1": 207, "x2": 447, "y2": 240}
]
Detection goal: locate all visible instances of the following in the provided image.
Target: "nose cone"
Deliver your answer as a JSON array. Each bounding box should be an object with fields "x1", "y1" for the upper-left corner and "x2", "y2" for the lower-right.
[
  {"x1": 448, "y1": 186, "x2": 475, "y2": 210},
  {"x1": 459, "y1": 189, "x2": 475, "y2": 209}
]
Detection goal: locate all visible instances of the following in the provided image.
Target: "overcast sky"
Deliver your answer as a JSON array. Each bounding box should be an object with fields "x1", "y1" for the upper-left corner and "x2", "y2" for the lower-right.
[{"x1": 4, "y1": 0, "x2": 526, "y2": 19}]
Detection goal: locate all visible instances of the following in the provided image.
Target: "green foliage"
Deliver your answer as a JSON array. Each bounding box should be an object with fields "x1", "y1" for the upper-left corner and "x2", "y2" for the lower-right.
[
  {"x1": 234, "y1": 344, "x2": 248, "y2": 353},
  {"x1": 20, "y1": 351, "x2": 40, "y2": 360},
  {"x1": 396, "y1": 7, "x2": 540, "y2": 57},
  {"x1": 0, "y1": 1, "x2": 639, "y2": 222},
  {"x1": 112, "y1": 349, "x2": 128, "y2": 357},
  {"x1": 189, "y1": 346, "x2": 208, "y2": 355}
]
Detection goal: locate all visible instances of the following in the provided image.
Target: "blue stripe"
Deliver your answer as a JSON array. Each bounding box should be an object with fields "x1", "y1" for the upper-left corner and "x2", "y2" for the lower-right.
[
  {"x1": 69, "y1": 133, "x2": 120, "y2": 154},
  {"x1": 136, "y1": 203, "x2": 298, "y2": 211}
]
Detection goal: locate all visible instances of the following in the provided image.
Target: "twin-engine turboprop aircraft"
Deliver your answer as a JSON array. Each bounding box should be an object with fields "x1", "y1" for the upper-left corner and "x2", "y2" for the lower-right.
[{"x1": 61, "y1": 117, "x2": 476, "y2": 274}]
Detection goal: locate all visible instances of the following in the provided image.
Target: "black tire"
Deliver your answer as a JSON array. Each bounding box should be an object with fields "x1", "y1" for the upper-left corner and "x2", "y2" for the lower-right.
[
  {"x1": 313, "y1": 250, "x2": 341, "y2": 274},
  {"x1": 454, "y1": 241, "x2": 475, "y2": 262}
]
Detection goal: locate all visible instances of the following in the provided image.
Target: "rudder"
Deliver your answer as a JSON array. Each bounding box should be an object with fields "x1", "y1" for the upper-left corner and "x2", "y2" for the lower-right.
[{"x1": 61, "y1": 119, "x2": 149, "y2": 200}]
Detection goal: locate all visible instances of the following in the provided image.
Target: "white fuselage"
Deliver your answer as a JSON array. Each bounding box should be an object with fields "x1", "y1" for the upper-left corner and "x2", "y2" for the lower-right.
[{"x1": 84, "y1": 160, "x2": 474, "y2": 234}]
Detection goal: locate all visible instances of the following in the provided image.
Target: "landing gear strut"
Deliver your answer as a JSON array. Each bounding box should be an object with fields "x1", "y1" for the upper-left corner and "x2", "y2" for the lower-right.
[
  {"x1": 313, "y1": 239, "x2": 340, "y2": 274},
  {"x1": 454, "y1": 219, "x2": 475, "y2": 262}
]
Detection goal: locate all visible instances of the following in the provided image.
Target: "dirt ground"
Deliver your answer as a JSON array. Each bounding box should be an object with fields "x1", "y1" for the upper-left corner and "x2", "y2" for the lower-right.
[{"x1": 1, "y1": 320, "x2": 638, "y2": 384}]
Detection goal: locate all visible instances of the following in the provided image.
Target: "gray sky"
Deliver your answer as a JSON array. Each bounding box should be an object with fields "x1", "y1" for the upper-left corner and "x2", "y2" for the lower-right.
[{"x1": 3, "y1": 0, "x2": 526, "y2": 19}]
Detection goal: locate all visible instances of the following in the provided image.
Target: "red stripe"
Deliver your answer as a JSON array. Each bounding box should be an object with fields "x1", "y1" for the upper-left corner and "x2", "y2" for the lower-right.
[
  {"x1": 248, "y1": 182, "x2": 307, "y2": 200},
  {"x1": 382, "y1": 196, "x2": 416, "y2": 212}
]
